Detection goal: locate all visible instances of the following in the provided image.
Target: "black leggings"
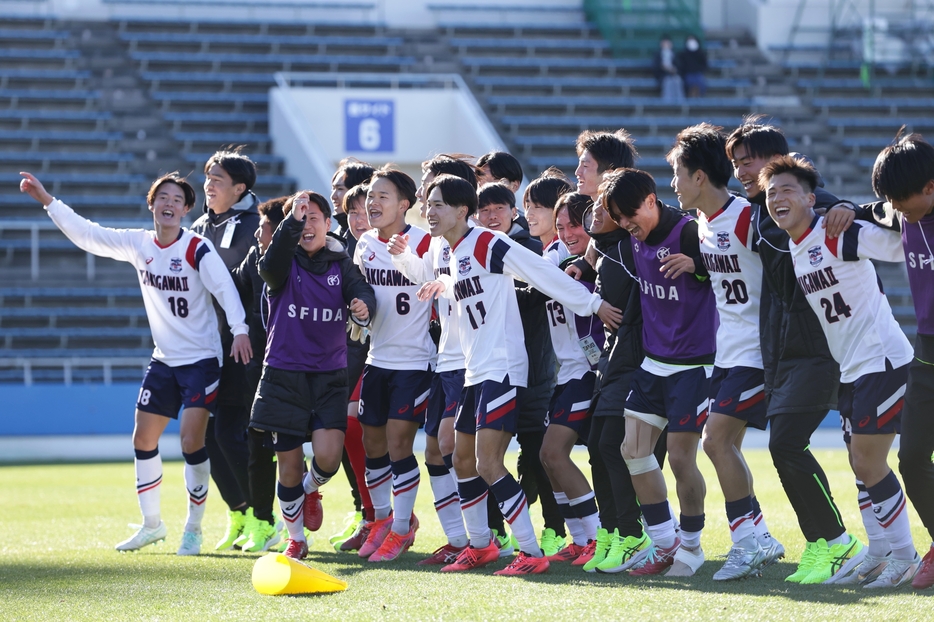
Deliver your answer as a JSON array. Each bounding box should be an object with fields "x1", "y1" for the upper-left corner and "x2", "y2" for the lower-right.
[
  {"x1": 247, "y1": 427, "x2": 277, "y2": 523},
  {"x1": 899, "y1": 359, "x2": 934, "y2": 542},
  {"x1": 768, "y1": 411, "x2": 846, "y2": 542},
  {"x1": 588, "y1": 416, "x2": 668, "y2": 537}
]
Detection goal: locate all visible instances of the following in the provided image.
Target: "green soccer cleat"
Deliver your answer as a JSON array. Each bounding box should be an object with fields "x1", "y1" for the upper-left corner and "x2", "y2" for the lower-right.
[
  {"x1": 493, "y1": 529, "x2": 514, "y2": 557},
  {"x1": 242, "y1": 515, "x2": 282, "y2": 553},
  {"x1": 540, "y1": 528, "x2": 565, "y2": 558},
  {"x1": 597, "y1": 530, "x2": 653, "y2": 574},
  {"x1": 330, "y1": 511, "x2": 363, "y2": 549},
  {"x1": 786, "y1": 540, "x2": 825, "y2": 583},
  {"x1": 215, "y1": 509, "x2": 247, "y2": 551},
  {"x1": 801, "y1": 535, "x2": 867, "y2": 584},
  {"x1": 232, "y1": 508, "x2": 257, "y2": 549},
  {"x1": 583, "y1": 528, "x2": 613, "y2": 573}
]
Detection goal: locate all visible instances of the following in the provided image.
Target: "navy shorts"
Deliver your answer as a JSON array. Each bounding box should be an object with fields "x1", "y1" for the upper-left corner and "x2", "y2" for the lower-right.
[
  {"x1": 455, "y1": 375, "x2": 519, "y2": 435},
  {"x1": 839, "y1": 360, "x2": 908, "y2": 443},
  {"x1": 426, "y1": 369, "x2": 466, "y2": 438},
  {"x1": 358, "y1": 365, "x2": 432, "y2": 428},
  {"x1": 708, "y1": 366, "x2": 767, "y2": 430},
  {"x1": 546, "y1": 372, "x2": 596, "y2": 438},
  {"x1": 625, "y1": 366, "x2": 711, "y2": 433},
  {"x1": 137, "y1": 357, "x2": 220, "y2": 419}
]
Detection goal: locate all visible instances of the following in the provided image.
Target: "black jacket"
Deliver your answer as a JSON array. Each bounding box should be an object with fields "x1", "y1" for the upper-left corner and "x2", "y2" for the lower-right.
[
  {"x1": 191, "y1": 192, "x2": 262, "y2": 345},
  {"x1": 259, "y1": 216, "x2": 375, "y2": 331},
  {"x1": 586, "y1": 227, "x2": 644, "y2": 418},
  {"x1": 232, "y1": 245, "x2": 267, "y2": 363}
]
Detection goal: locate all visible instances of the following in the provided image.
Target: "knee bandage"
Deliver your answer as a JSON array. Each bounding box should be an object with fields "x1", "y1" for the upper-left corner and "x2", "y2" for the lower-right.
[{"x1": 625, "y1": 454, "x2": 659, "y2": 476}]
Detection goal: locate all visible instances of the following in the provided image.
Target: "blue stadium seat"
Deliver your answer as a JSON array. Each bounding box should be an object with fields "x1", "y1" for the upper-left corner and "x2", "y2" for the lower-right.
[
  {"x1": 105, "y1": 0, "x2": 374, "y2": 7},
  {"x1": 163, "y1": 111, "x2": 268, "y2": 126},
  {"x1": 486, "y1": 95, "x2": 753, "y2": 114},
  {"x1": 0, "y1": 307, "x2": 147, "y2": 321},
  {"x1": 5, "y1": 129, "x2": 123, "y2": 146},
  {"x1": 0, "y1": 151, "x2": 134, "y2": 164},
  {"x1": 449, "y1": 37, "x2": 610, "y2": 52},
  {"x1": 0, "y1": 110, "x2": 111, "y2": 123},
  {"x1": 500, "y1": 115, "x2": 768, "y2": 133},
  {"x1": 173, "y1": 132, "x2": 270, "y2": 150},
  {"x1": 0, "y1": 49, "x2": 80, "y2": 60},
  {"x1": 130, "y1": 50, "x2": 416, "y2": 71},
  {"x1": 0, "y1": 172, "x2": 146, "y2": 184},
  {"x1": 0, "y1": 89, "x2": 101, "y2": 104},
  {"x1": 140, "y1": 71, "x2": 277, "y2": 88},
  {"x1": 0, "y1": 69, "x2": 91, "y2": 80},
  {"x1": 0, "y1": 347, "x2": 154, "y2": 358},
  {"x1": 0, "y1": 28, "x2": 69, "y2": 41},
  {"x1": 119, "y1": 31, "x2": 402, "y2": 48},
  {"x1": 0, "y1": 194, "x2": 146, "y2": 207},
  {"x1": 526, "y1": 155, "x2": 669, "y2": 170},
  {"x1": 150, "y1": 91, "x2": 269, "y2": 104},
  {"x1": 0, "y1": 286, "x2": 141, "y2": 298}
]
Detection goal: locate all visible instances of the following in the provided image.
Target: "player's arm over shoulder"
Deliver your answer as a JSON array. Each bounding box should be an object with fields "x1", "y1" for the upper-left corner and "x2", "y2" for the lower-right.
[{"x1": 849, "y1": 220, "x2": 905, "y2": 263}]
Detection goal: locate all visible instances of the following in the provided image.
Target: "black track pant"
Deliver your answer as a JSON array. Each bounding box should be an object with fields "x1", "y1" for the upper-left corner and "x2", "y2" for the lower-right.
[
  {"x1": 589, "y1": 416, "x2": 667, "y2": 537},
  {"x1": 247, "y1": 427, "x2": 277, "y2": 524},
  {"x1": 899, "y1": 359, "x2": 934, "y2": 542},
  {"x1": 342, "y1": 450, "x2": 363, "y2": 513},
  {"x1": 768, "y1": 411, "x2": 846, "y2": 542}
]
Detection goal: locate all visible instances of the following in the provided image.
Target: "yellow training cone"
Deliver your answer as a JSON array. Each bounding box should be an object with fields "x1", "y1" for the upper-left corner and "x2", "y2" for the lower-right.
[{"x1": 252, "y1": 553, "x2": 348, "y2": 595}]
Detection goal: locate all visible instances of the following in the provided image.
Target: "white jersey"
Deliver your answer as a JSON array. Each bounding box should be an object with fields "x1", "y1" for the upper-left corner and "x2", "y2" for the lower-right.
[
  {"x1": 391, "y1": 236, "x2": 466, "y2": 372},
  {"x1": 543, "y1": 236, "x2": 570, "y2": 266},
  {"x1": 45, "y1": 199, "x2": 247, "y2": 366},
  {"x1": 431, "y1": 227, "x2": 603, "y2": 387},
  {"x1": 541, "y1": 241, "x2": 597, "y2": 384},
  {"x1": 789, "y1": 216, "x2": 912, "y2": 383},
  {"x1": 698, "y1": 196, "x2": 763, "y2": 369},
  {"x1": 354, "y1": 225, "x2": 435, "y2": 371}
]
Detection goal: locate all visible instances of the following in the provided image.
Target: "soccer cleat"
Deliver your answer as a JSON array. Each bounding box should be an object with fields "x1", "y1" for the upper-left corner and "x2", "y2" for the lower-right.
[
  {"x1": 283, "y1": 538, "x2": 309, "y2": 560},
  {"x1": 713, "y1": 537, "x2": 766, "y2": 581},
  {"x1": 572, "y1": 539, "x2": 597, "y2": 566},
  {"x1": 547, "y1": 542, "x2": 587, "y2": 563},
  {"x1": 540, "y1": 528, "x2": 565, "y2": 558},
  {"x1": 912, "y1": 544, "x2": 934, "y2": 590},
  {"x1": 630, "y1": 538, "x2": 681, "y2": 576},
  {"x1": 598, "y1": 531, "x2": 653, "y2": 574},
  {"x1": 785, "y1": 540, "x2": 825, "y2": 583},
  {"x1": 329, "y1": 511, "x2": 363, "y2": 547},
  {"x1": 417, "y1": 543, "x2": 467, "y2": 566},
  {"x1": 667, "y1": 545, "x2": 705, "y2": 576},
  {"x1": 801, "y1": 535, "x2": 866, "y2": 584},
  {"x1": 368, "y1": 528, "x2": 415, "y2": 562},
  {"x1": 836, "y1": 552, "x2": 890, "y2": 585},
  {"x1": 863, "y1": 553, "x2": 921, "y2": 589},
  {"x1": 115, "y1": 521, "x2": 167, "y2": 552},
  {"x1": 441, "y1": 541, "x2": 501, "y2": 572},
  {"x1": 760, "y1": 536, "x2": 786, "y2": 568},
  {"x1": 340, "y1": 520, "x2": 372, "y2": 552},
  {"x1": 176, "y1": 530, "x2": 202, "y2": 556},
  {"x1": 493, "y1": 529, "x2": 514, "y2": 557},
  {"x1": 232, "y1": 508, "x2": 257, "y2": 549},
  {"x1": 241, "y1": 517, "x2": 281, "y2": 553},
  {"x1": 494, "y1": 551, "x2": 550, "y2": 576},
  {"x1": 303, "y1": 491, "x2": 323, "y2": 532},
  {"x1": 583, "y1": 528, "x2": 613, "y2": 573},
  {"x1": 215, "y1": 509, "x2": 248, "y2": 551},
  {"x1": 358, "y1": 515, "x2": 393, "y2": 558}
]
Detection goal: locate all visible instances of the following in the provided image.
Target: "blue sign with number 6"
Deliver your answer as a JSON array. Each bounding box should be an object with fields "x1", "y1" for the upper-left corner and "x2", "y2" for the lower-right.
[{"x1": 345, "y1": 99, "x2": 394, "y2": 152}]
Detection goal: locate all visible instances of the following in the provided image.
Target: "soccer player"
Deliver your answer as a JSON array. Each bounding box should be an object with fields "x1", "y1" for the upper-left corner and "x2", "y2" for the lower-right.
[
  {"x1": 524, "y1": 169, "x2": 573, "y2": 264},
  {"x1": 391, "y1": 174, "x2": 621, "y2": 575},
  {"x1": 354, "y1": 167, "x2": 434, "y2": 562},
  {"x1": 331, "y1": 159, "x2": 375, "y2": 258},
  {"x1": 538, "y1": 191, "x2": 604, "y2": 565},
  {"x1": 574, "y1": 129, "x2": 638, "y2": 199},
  {"x1": 19, "y1": 171, "x2": 251, "y2": 555},
  {"x1": 251, "y1": 191, "x2": 375, "y2": 560},
  {"x1": 604, "y1": 168, "x2": 715, "y2": 577},
  {"x1": 667, "y1": 124, "x2": 783, "y2": 580},
  {"x1": 190, "y1": 149, "x2": 261, "y2": 551},
  {"x1": 475, "y1": 151, "x2": 524, "y2": 191},
  {"x1": 761, "y1": 156, "x2": 920, "y2": 588},
  {"x1": 725, "y1": 118, "x2": 865, "y2": 583},
  {"x1": 871, "y1": 133, "x2": 934, "y2": 589}
]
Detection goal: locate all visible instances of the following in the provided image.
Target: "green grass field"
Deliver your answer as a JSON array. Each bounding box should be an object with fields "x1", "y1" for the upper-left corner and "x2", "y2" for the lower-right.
[{"x1": 1, "y1": 449, "x2": 930, "y2": 621}]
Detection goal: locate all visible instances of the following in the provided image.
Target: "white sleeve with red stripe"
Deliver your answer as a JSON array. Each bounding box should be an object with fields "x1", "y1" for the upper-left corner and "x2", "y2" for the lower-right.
[
  {"x1": 45, "y1": 199, "x2": 145, "y2": 263},
  {"x1": 191, "y1": 236, "x2": 248, "y2": 336}
]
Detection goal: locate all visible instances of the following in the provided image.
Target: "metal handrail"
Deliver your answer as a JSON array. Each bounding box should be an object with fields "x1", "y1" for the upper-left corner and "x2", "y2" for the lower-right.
[{"x1": 0, "y1": 357, "x2": 150, "y2": 386}]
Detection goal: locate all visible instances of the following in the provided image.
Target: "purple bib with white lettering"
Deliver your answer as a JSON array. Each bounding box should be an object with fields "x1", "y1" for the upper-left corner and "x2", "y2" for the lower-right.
[
  {"x1": 265, "y1": 260, "x2": 347, "y2": 372},
  {"x1": 631, "y1": 217, "x2": 718, "y2": 362},
  {"x1": 903, "y1": 214, "x2": 934, "y2": 336}
]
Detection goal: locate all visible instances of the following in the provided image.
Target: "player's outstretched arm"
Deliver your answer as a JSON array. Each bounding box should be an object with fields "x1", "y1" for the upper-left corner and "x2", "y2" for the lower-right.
[{"x1": 19, "y1": 172, "x2": 53, "y2": 206}]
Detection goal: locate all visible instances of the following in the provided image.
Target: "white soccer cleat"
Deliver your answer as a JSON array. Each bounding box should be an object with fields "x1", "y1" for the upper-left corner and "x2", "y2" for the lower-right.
[
  {"x1": 760, "y1": 537, "x2": 786, "y2": 568},
  {"x1": 115, "y1": 521, "x2": 167, "y2": 552},
  {"x1": 176, "y1": 530, "x2": 203, "y2": 556},
  {"x1": 863, "y1": 553, "x2": 921, "y2": 589},
  {"x1": 713, "y1": 537, "x2": 766, "y2": 581}
]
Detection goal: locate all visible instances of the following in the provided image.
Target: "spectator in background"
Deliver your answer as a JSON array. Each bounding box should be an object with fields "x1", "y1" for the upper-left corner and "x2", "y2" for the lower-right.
[
  {"x1": 679, "y1": 35, "x2": 709, "y2": 98},
  {"x1": 654, "y1": 35, "x2": 684, "y2": 102}
]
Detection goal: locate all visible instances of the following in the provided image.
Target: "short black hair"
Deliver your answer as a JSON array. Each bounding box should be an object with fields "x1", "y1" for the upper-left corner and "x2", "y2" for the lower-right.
[
  {"x1": 601, "y1": 168, "x2": 657, "y2": 220},
  {"x1": 423, "y1": 154, "x2": 479, "y2": 189},
  {"x1": 476, "y1": 151, "x2": 523, "y2": 184},
  {"x1": 759, "y1": 155, "x2": 818, "y2": 194},
  {"x1": 342, "y1": 183, "x2": 368, "y2": 214},
  {"x1": 872, "y1": 132, "x2": 934, "y2": 202},
  {"x1": 147, "y1": 172, "x2": 196, "y2": 209},
  {"x1": 257, "y1": 195, "x2": 288, "y2": 228},
  {"x1": 478, "y1": 182, "x2": 516, "y2": 209},
  {"x1": 204, "y1": 147, "x2": 257, "y2": 198},
  {"x1": 283, "y1": 191, "x2": 331, "y2": 219},
  {"x1": 725, "y1": 115, "x2": 789, "y2": 161},
  {"x1": 337, "y1": 160, "x2": 376, "y2": 190},
  {"x1": 667, "y1": 123, "x2": 733, "y2": 189},
  {"x1": 575, "y1": 129, "x2": 638, "y2": 172},
  {"x1": 524, "y1": 167, "x2": 574, "y2": 209},
  {"x1": 370, "y1": 166, "x2": 418, "y2": 210},
  {"x1": 554, "y1": 191, "x2": 592, "y2": 229},
  {"x1": 426, "y1": 174, "x2": 478, "y2": 217}
]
